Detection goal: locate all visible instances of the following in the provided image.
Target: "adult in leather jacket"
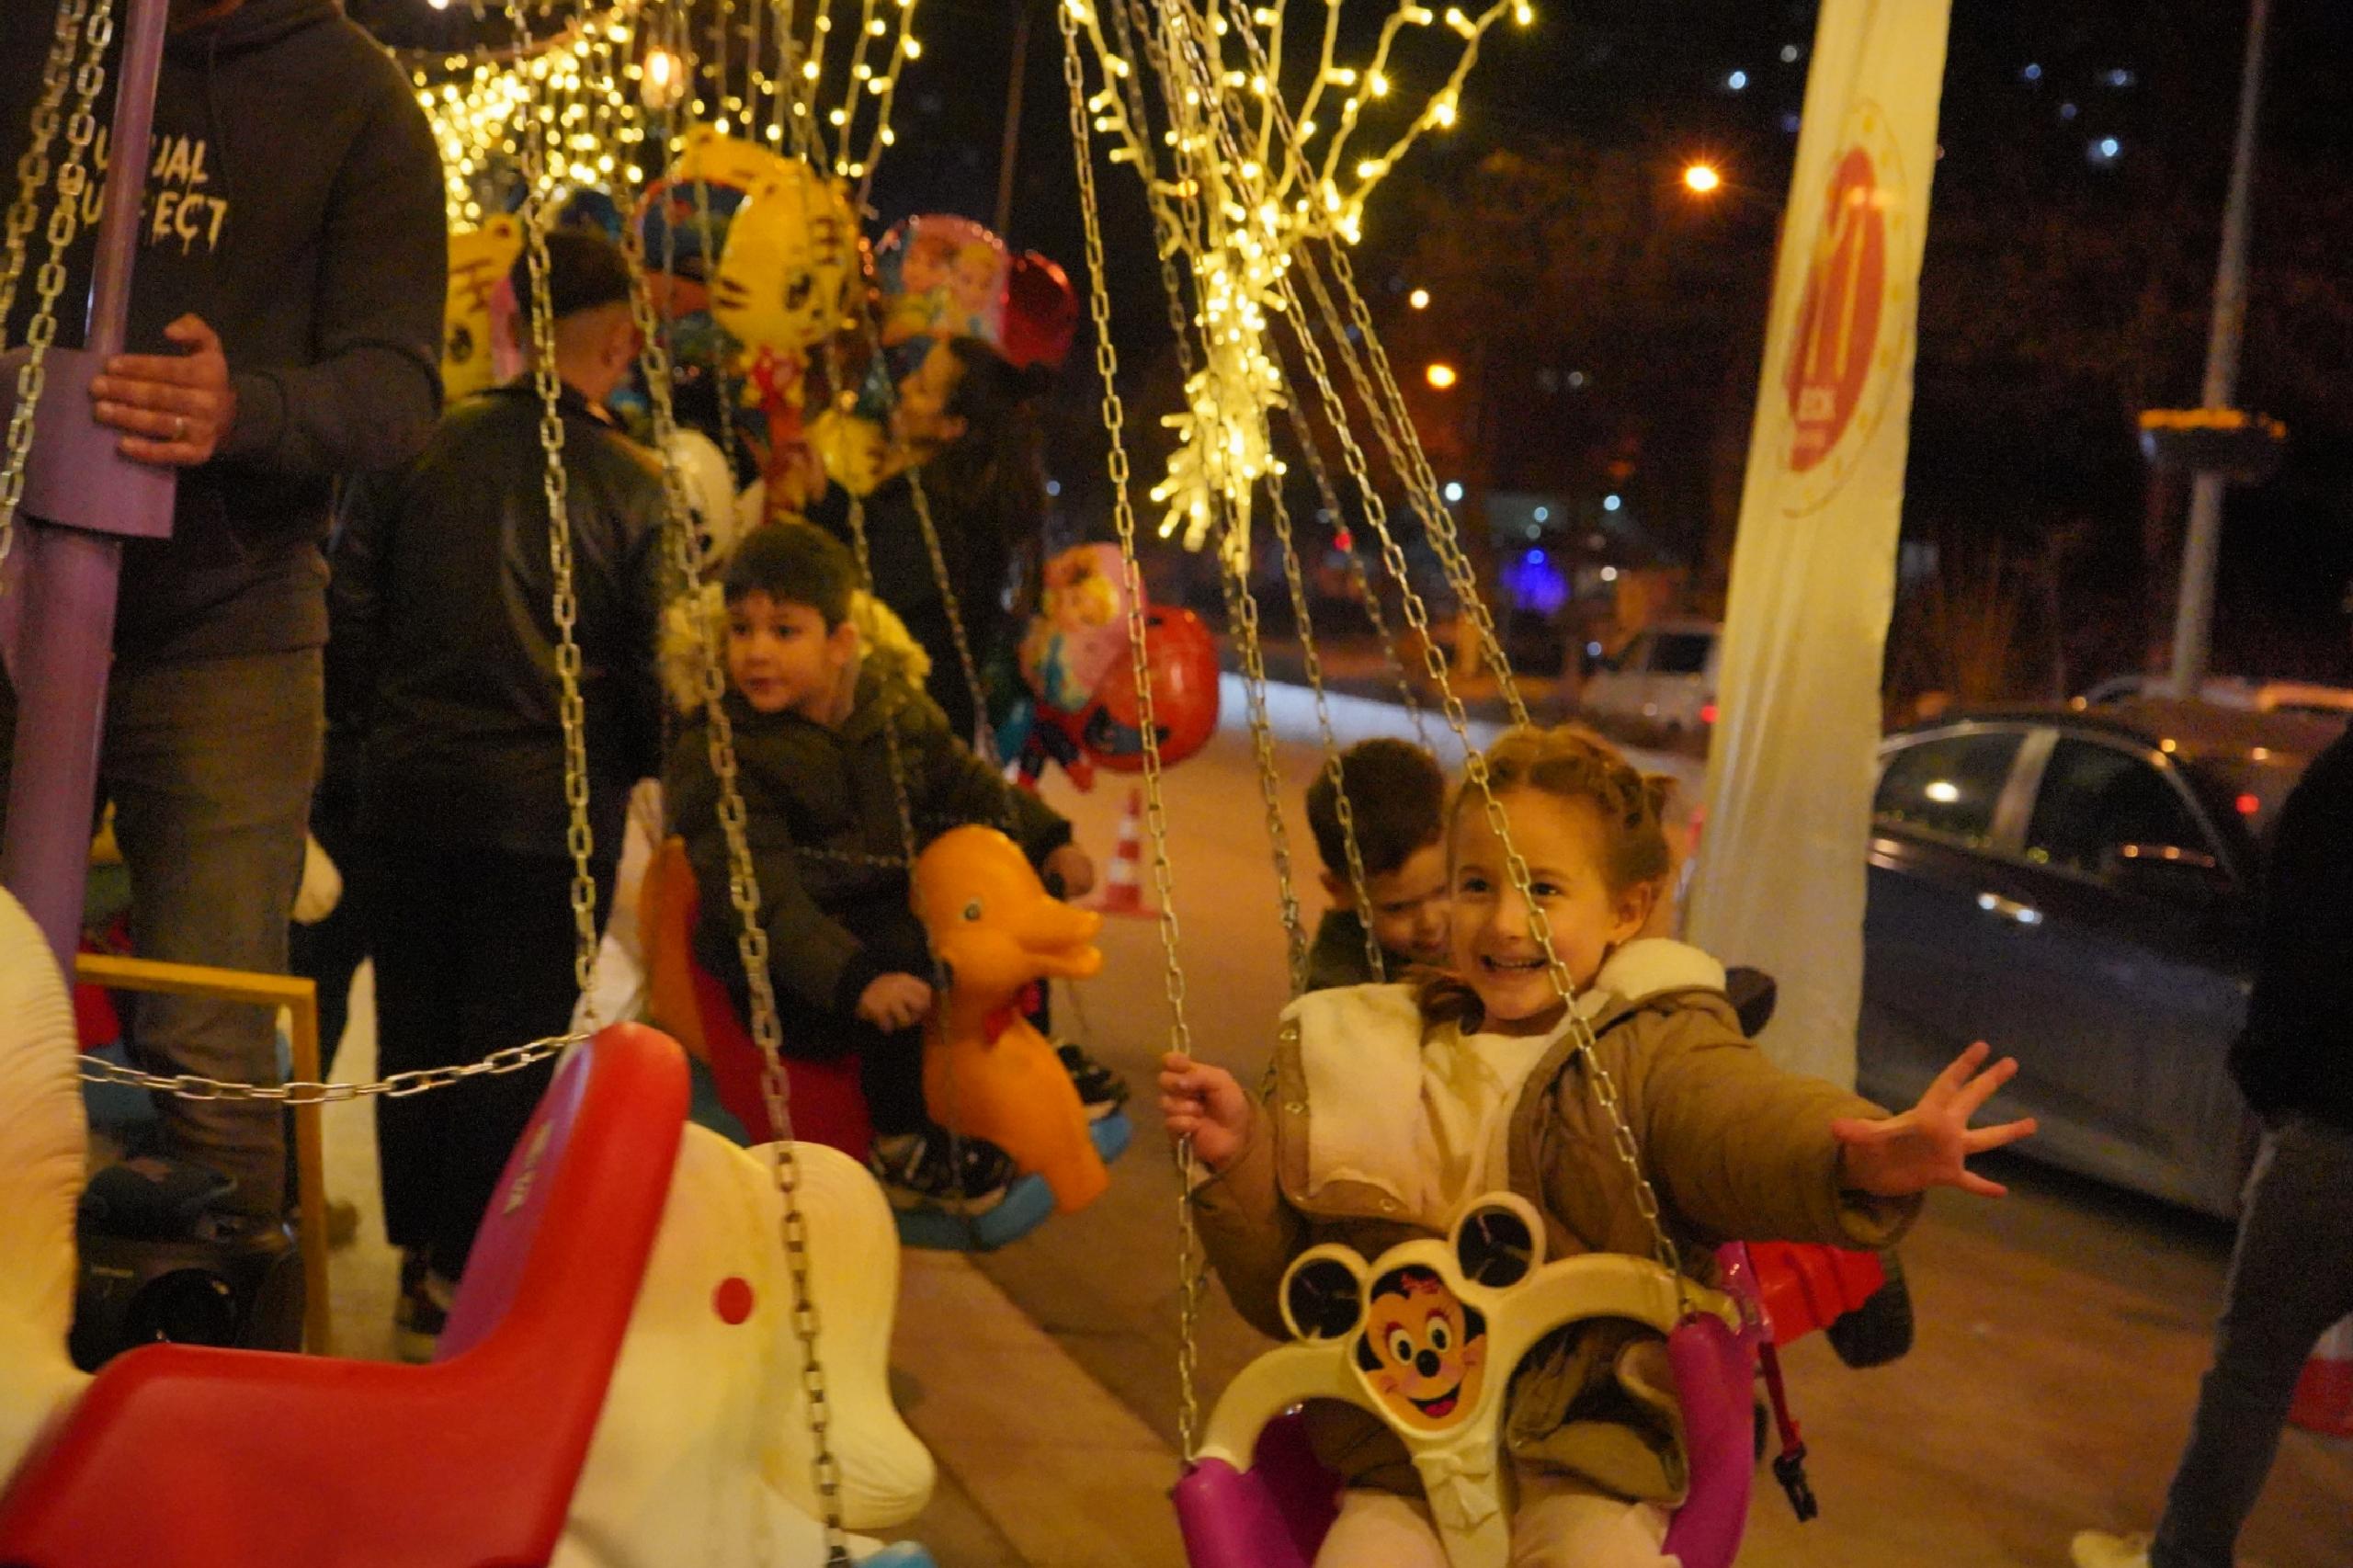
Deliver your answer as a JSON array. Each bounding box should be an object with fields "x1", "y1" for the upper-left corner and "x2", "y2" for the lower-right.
[{"x1": 326, "y1": 230, "x2": 665, "y2": 1331}]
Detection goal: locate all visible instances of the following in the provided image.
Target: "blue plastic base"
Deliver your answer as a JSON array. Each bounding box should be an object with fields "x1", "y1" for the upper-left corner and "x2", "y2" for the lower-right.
[
  {"x1": 864, "y1": 1544, "x2": 938, "y2": 1567},
  {"x1": 895, "y1": 1169, "x2": 1057, "y2": 1252},
  {"x1": 1090, "y1": 1108, "x2": 1133, "y2": 1165}
]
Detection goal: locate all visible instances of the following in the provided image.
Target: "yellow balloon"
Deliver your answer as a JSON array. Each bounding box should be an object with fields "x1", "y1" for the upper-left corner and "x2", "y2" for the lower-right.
[
  {"x1": 808, "y1": 406, "x2": 888, "y2": 496},
  {"x1": 443, "y1": 215, "x2": 522, "y2": 403},
  {"x1": 666, "y1": 124, "x2": 792, "y2": 195},
  {"x1": 709, "y1": 161, "x2": 858, "y2": 361}
]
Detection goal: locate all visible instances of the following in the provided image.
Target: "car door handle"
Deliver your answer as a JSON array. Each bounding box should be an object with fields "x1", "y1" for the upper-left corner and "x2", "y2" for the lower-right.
[{"x1": 1976, "y1": 892, "x2": 2043, "y2": 926}]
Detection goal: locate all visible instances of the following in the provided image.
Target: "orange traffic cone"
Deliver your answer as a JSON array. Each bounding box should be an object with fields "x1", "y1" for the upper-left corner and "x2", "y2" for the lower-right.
[
  {"x1": 1097, "y1": 788, "x2": 1154, "y2": 918},
  {"x1": 2289, "y1": 1314, "x2": 2353, "y2": 1438}
]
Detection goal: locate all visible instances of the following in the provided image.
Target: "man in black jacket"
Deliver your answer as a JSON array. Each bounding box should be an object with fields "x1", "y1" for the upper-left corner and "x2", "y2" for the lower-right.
[
  {"x1": 0, "y1": 0, "x2": 445, "y2": 1219},
  {"x1": 2075, "y1": 725, "x2": 2353, "y2": 1568},
  {"x1": 330, "y1": 229, "x2": 665, "y2": 1358}
]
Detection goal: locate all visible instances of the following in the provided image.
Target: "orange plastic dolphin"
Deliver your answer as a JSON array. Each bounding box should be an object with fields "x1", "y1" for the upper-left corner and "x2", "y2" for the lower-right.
[{"x1": 912, "y1": 825, "x2": 1108, "y2": 1213}]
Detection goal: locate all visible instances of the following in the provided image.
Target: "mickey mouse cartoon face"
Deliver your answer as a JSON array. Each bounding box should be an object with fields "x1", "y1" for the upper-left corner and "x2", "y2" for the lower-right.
[
  {"x1": 1278, "y1": 1197, "x2": 1544, "y2": 1443},
  {"x1": 1355, "y1": 1266, "x2": 1487, "y2": 1432}
]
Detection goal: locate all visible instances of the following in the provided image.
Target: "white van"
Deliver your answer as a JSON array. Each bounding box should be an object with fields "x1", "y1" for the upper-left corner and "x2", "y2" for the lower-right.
[{"x1": 1578, "y1": 618, "x2": 1722, "y2": 743}]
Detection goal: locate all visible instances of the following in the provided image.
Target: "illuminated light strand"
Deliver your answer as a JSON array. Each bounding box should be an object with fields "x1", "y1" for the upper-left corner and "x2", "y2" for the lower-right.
[{"x1": 1062, "y1": 0, "x2": 1524, "y2": 550}]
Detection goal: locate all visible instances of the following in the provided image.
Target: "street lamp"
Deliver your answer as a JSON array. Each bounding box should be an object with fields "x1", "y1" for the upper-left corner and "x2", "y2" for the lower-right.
[
  {"x1": 1426, "y1": 361, "x2": 1458, "y2": 390},
  {"x1": 1682, "y1": 161, "x2": 1722, "y2": 195},
  {"x1": 1409, "y1": 288, "x2": 1431, "y2": 310}
]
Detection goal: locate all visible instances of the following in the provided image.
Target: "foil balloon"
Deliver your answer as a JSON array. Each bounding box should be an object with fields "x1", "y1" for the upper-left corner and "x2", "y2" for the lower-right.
[
  {"x1": 1086, "y1": 607, "x2": 1221, "y2": 773},
  {"x1": 1019, "y1": 544, "x2": 1132, "y2": 715},
  {"x1": 875, "y1": 215, "x2": 1007, "y2": 356},
  {"x1": 1001, "y1": 252, "x2": 1079, "y2": 371},
  {"x1": 442, "y1": 215, "x2": 522, "y2": 404},
  {"x1": 1012, "y1": 551, "x2": 1220, "y2": 790},
  {"x1": 709, "y1": 163, "x2": 859, "y2": 362}
]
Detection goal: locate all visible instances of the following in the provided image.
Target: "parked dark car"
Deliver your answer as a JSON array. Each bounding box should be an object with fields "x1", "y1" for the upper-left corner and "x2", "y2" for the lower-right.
[{"x1": 1858, "y1": 699, "x2": 2345, "y2": 1217}]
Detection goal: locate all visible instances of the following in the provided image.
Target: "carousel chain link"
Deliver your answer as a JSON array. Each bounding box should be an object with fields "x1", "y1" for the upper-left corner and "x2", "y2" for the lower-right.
[
  {"x1": 1235, "y1": 174, "x2": 1688, "y2": 1283},
  {"x1": 1206, "y1": 12, "x2": 1526, "y2": 726},
  {"x1": 506, "y1": 0, "x2": 604, "y2": 1016},
  {"x1": 0, "y1": 0, "x2": 80, "y2": 334},
  {"x1": 902, "y1": 469, "x2": 1005, "y2": 772},
  {"x1": 1211, "y1": 530, "x2": 1310, "y2": 994},
  {"x1": 1060, "y1": 2, "x2": 1208, "y2": 1461},
  {"x1": 1187, "y1": 66, "x2": 1691, "y2": 1274},
  {"x1": 623, "y1": 212, "x2": 853, "y2": 1568},
  {"x1": 1271, "y1": 357, "x2": 1428, "y2": 744},
  {"x1": 78, "y1": 1036, "x2": 574, "y2": 1105},
  {"x1": 1262, "y1": 466, "x2": 1388, "y2": 987},
  {"x1": 1290, "y1": 240, "x2": 1526, "y2": 728},
  {"x1": 0, "y1": 0, "x2": 110, "y2": 590}
]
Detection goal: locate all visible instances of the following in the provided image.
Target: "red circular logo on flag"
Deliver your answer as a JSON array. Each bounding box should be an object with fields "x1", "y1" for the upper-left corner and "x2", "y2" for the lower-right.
[{"x1": 1784, "y1": 144, "x2": 1888, "y2": 474}]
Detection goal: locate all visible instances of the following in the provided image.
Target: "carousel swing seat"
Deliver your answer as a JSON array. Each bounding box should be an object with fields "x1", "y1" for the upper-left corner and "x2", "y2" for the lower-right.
[
  {"x1": 1173, "y1": 1199, "x2": 1758, "y2": 1568},
  {"x1": 0, "y1": 1023, "x2": 687, "y2": 1568},
  {"x1": 641, "y1": 835, "x2": 1124, "y2": 1253}
]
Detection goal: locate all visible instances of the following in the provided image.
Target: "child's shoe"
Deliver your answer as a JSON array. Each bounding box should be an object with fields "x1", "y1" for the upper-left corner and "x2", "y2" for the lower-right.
[
  {"x1": 1057, "y1": 1042, "x2": 1131, "y2": 1121},
  {"x1": 869, "y1": 1129, "x2": 1017, "y2": 1214},
  {"x1": 393, "y1": 1251, "x2": 454, "y2": 1364}
]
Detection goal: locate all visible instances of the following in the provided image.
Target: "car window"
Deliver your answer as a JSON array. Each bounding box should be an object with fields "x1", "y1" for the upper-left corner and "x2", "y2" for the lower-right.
[
  {"x1": 1651, "y1": 632, "x2": 1713, "y2": 676},
  {"x1": 1873, "y1": 732, "x2": 2022, "y2": 846},
  {"x1": 2025, "y1": 738, "x2": 2212, "y2": 881}
]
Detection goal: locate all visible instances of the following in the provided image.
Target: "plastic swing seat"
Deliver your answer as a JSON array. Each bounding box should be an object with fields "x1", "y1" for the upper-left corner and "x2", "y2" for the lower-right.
[
  {"x1": 641, "y1": 835, "x2": 1131, "y2": 1253},
  {"x1": 0, "y1": 1023, "x2": 686, "y2": 1568},
  {"x1": 1172, "y1": 1199, "x2": 1759, "y2": 1568}
]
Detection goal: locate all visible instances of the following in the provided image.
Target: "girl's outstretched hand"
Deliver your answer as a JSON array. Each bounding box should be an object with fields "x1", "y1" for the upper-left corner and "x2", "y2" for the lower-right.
[
  {"x1": 1831, "y1": 1040, "x2": 2039, "y2": 1199},
  {"x1": 1159, "y1": 1051, "x2": 1254, "y2": 1172}
]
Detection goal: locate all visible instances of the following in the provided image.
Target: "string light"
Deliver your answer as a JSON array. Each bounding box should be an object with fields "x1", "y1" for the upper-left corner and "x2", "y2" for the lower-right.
[
  {"x1": 1063, "y1": 0, "x2": 1523, "y2": 550},
  {"x1": 398, "y1": 1, "x2": 923, "y2": 230}
]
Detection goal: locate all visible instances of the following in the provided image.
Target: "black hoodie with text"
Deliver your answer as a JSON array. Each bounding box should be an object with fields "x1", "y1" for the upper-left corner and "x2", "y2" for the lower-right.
[{"x1": 1, "y1": 0, "x2": 446, "y2": 663}]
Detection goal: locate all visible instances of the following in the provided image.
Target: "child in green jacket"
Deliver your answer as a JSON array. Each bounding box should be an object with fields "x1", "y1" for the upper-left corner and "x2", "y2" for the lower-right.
[{"x1": 667, "y1": 523, "x2": 1095, "y2": 1210}]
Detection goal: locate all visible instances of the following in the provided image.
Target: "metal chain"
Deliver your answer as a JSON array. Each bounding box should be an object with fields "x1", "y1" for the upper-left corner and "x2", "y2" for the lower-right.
[
  {"x1": 1060, "y1": 3, "x2": 1208, "y2": 1459},
  {"x1": 0, "y1": 0, "x2": 110, "y2": 591},
  {"x1": 1261, "y1": 185, "x2": 1687, "y2": 1285},
  {"x1": 623, "y1": 110, "x2": 854, "y2": 1565},
  {"x1": 903, "y1": 467, "x2": 1004, "y2": 770},
  {"x1": 1275, "y1": 371, "x2": 1430, "y2": 746},
  {"x1": 1131, "y1": 3, "x2": 1685, "y2": 1274},
  {"x1": 1206, "y1": 9, "x2": 1527, "y2": 726},
  {"x1": 0, "y1": 0, "x2": 81, "y2": 332},
  {"x1": 1262, "y1": 466, "x2": 1386, "y2": 987},
  {"x1": 80, "y1": 1037, "x2": 572, "y2": 1105},
  {"x1": 506, "y1": 0, "x2": 605, "y2": 1013},
  {"x1": 1211, "y1": 526, "x2": 1310, "y2": 994}
]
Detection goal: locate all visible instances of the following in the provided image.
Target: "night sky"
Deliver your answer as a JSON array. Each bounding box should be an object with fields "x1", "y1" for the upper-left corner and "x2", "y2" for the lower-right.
[{"x1": 353, "y1": 0, "x2": 2353, "y2": 686}]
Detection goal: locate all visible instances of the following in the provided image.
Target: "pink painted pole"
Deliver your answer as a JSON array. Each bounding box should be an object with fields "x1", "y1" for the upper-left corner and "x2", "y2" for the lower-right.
[{"x1": 1, "y1": 0, "x2": 176, "y2": 971}]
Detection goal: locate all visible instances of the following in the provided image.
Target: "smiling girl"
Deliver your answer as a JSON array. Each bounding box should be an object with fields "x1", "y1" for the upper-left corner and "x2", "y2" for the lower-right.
[{"x1": 1161, "y1": 724, "x2": 2034, "y2": 1566}]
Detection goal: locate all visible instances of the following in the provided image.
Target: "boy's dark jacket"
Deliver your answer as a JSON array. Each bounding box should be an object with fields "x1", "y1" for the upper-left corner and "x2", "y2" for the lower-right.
[
  {"x1": 665, "y1": 657, "x2": 1072, "y2": 1022},
  {"x1": 1304, "y1": 906, "x2": 1414, "y2": 993},
  {"x1": 0, "y1": 0, "x2": 445, "y2": 662},
  {"x1": 328, "y1": 383, "x2": 668, "y2": 861}
]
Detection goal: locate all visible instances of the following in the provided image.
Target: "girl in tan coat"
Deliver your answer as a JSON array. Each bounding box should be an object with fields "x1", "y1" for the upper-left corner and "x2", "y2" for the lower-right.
[{"x1": 1160, "y1": 726, "x2": 2036, "y2": 1567}]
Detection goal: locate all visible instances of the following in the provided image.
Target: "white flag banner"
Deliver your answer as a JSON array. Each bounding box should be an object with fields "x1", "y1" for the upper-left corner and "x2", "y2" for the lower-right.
[{"x1": 1687, "y1": 0, "x2": 1953, "y2": 1087}]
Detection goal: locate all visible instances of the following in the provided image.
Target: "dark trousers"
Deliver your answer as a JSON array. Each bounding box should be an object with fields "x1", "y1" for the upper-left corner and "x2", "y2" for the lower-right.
[
  {"x1": 1, "y1": 649, "x2": 321, "y2": 1217},
  {"x1": 370, "y1": 837, "x2": 614, "y2": 1278}
]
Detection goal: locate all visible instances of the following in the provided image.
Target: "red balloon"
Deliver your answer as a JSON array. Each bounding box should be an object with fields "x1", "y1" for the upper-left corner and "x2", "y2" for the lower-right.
[
  {"x1": 1002, "y1": 251, "x2": 1080, "y2": 370},
  {"x1": 1086, "y1": 608, "x2": 1221, "y2": 772}
]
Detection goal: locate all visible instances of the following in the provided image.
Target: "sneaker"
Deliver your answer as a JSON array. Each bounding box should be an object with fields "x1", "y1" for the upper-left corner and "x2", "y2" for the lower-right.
[
  {"x1": 2069, "y1": 1532, "x2": 2152, "y2": 1568},
  {"x1": 393, "y1": 1252, "x2": 455, "y2": 1364},
  {"x1": 869, "y1": 1129, "x2": 1017, "y2": 1215},
  {"x1": 1058, "y1": 1042, "x2": 1131, "y2": 1121}
]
